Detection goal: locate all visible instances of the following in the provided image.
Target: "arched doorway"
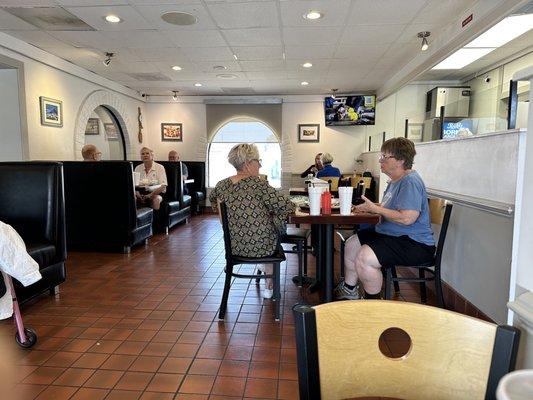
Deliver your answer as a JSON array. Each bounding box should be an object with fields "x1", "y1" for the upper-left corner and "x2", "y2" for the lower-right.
[
  {"x1": 83, "y1": 105, "x2": 126, "y2": 160},
  {"x1": 208, "y1": 119, "x2": 282, "y2": 187}
]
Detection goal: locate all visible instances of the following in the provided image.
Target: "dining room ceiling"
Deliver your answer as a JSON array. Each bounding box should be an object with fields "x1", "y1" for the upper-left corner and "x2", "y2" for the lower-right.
[{"x1": 0, "y1": 0, "x2": 513, "y2": 96}]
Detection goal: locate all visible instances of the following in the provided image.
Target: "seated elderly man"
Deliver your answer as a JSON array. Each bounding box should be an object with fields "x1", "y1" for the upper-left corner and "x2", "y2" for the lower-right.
[
  {"x1": 134, "y1": 147, "x2": 167, "y2": 210},
  {"x1": 168, "y1": 150, "x2": 189, "y2": 194},
  {"x1": 81, "y1": 144, "x2": 102, "y2": 161}
]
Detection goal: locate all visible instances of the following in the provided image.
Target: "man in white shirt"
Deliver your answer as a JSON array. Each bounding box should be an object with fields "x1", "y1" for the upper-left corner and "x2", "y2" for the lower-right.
[{"x1": 134, "y1": 147, "x2": 167, "y2": 210}]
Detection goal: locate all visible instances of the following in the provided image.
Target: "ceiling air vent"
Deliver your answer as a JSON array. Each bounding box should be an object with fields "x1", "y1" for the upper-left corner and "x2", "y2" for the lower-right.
[
  {"x1": 3, "y1": 7, "x2": 95, "y2": 31},
  {"x1": 127, "y1": 73, "x2": 172, "y2": 81}
]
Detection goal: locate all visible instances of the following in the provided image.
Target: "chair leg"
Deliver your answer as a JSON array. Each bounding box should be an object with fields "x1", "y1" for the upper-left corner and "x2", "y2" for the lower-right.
[
  {"x1": 384, "y1": 268, "x2": 392, "y2": 300},
  {"x1": 434, "y1": 265, "x2": 446, "y2": 309},
  {"x1": 255, "y1": 269, "x2": 262, "y2": 285},
  {"x1": 274, "y1": 262, "x2": 281, "y2": 321},
  {"x1": 391, "y1": 266, "x2": 400, "y2": 292},
  {"x1": 340, "y1": 239, "x2": 345, "y2": 279},
  {"x1": 218, "y1": 265, "x2": 233, "y2": 319},
  {"x1": 419, "y1": 269, "x2": 427, "y2": 303},
  {"x1": 296, "y1": 242, "x2": 303, "y2": 287},
  {"x1": 303, "y1": 240, "x2": 308, "y2": 276}
]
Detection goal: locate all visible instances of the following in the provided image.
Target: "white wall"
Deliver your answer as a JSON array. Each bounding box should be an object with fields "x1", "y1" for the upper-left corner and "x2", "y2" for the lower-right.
[{"x1": 0, "y1": 68, "x2": 23, "y2": 161}]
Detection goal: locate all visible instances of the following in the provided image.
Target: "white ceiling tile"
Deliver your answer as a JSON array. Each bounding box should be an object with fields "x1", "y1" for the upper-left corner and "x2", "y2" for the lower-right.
[
  {"x1": 97, "y1": 71, "x2": 138, "y2": 82},
  {"x1": 47, "y1": 31, "x2": 121, "y2": 50},
  {"x1": 0, "y1": 9, "x2": 39, "y2": 30},
  {"x1": 396, "y1": 23, "x2": 441, "y2": 44},
  {"x1": 99, "y1": 30, "x2": 169, "y2": 48},
  {"x1": 333, "y1": 43, "x2": 391, "y2": 61},
  {"x1": 285, "y1": 59, "x2": 331, "y2": 71},
  {"x1": 280, "y1": 0, "x2": 351, "y2": 27},
  {"x1": 207, "y1": 1, "x2": 278, "y2": 29},
  {"x1": 133, "y1": 47, "x2": 189, "y2": 62},
  {"x1": 329, "y1": 58, "x2": 379, "y2": 73},
  {"x1": 223, "y1": 28, "x2": 282, "y2": 46},
  {"x1": 180, "y1": 46, "x2": 234, "y2": 61},
  {"x1": 133, "y1": 3, "x2": 216, "y2": 30},
  {"x1": 347, "y1": 0, "x2": 426, "y2": 25},
  {"x1": 0, "y1": 0, "x2": 56, "y2": 5},
  {"x1": 233, "y1": 46, "x2": 283, "y2": 60},
  {"x1": 56, "y1": 1, "x2": 129, "y2": 5},
  {"x1": 194, "y1": 60, "x2": 242, "y2": 72},
  {"x1": 341, "y1": 24, "x2": 406, "y2": 45},
  {"x1": 240, "y1": 59, "x2": 285, "y2": 71},
  {"x1": 414, "y1": 0, "x2": 477, "y2": 24},
  {"x1": 246, "y1": 70, "x2": 289, "y2": 80},
  {"x1": 112, "y1": 61, "x2": 159, "y2": 73},
  {"x1": 162, "y1": 30, "x2": 227, "y2": 47},
  {"x1": 283, "y1": 27, "x2": 342, "y2": 46},
  {"x1": 64, "y1": 5, "x2": 152, "y2": 31},
  {"x1": 3, "y1": 30, "x2": 71, "y2": 48},
  {"x1": 129, "y1": 0, "x2": 201, "y2": 4},
  {"x1": 284, "y1": 45, "x2": 335, "y2": 60}
]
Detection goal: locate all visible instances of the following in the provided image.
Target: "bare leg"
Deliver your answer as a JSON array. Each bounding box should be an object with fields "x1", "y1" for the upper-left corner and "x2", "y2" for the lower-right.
[
  {"x1": 151, "y1": 195, "x2": 163, "y2": 210},
  {"x1": 343, "y1": 235, "x2": 362, "y2": 286},
  {"x1": 263, "y1": 264, "x2": 273, "y2": 290},
  {"x1": 355, "y1": 245, "x2": 383, "y2": 295}
]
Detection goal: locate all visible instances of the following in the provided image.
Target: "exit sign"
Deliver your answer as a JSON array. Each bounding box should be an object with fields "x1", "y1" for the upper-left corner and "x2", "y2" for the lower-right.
[{"x1": 462, "y1": 14, "x2": 473, "y2": 27}]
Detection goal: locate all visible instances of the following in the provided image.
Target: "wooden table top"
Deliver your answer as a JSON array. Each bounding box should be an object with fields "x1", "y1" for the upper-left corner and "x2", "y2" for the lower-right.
[{"x1": 289, "y1": 210, "x2": 380, "y2": 225}]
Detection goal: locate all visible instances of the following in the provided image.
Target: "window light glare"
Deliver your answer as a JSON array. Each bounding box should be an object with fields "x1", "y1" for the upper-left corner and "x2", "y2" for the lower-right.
[
  {"x1": 465, "y1": 14, "x2": 533, "y2": 48},
  {"x1": 172, "y1": 65, "x2": 182, "y2": 71},
  {"x1": 302, "y1": 62, "x2": 313, "y2": 68},
  {"x1": 105, "y1": 15, "x2": 121, "y2": 23},
  {"x1": 432, "y1": 48, "x2": 495, "y2": 70},
  {"x1": 304, "y1": 10, "x2": 322, "y2": 20}
]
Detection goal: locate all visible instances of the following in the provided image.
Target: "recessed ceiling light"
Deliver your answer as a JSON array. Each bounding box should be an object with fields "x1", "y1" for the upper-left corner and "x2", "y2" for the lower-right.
[
  {"x1": 171, "y1": 65, "x2": 182, "y2": 71},
  {"x1": 301, "y1": 81, "x2": 309, "y2": 86},
  {"x1": 213, "y1": 65, "x2": 227, "y2": 71},
  {"x1": 104, "y1": 15, "x2": 121, "y2": 23},
  {"x1": 303, "y1": 10, "x2": 323, "y2": 20},
  {"x1": 302, "y1": 62, "x2": 313, "y2": 68},
  {"x1": 432, "y1": 48, "x2": 494, "y2": 70},
  {"x1": 161, "y1": 11, "x2": 197, "y2": 26},
  {"x1": 194, "y1": 83, "x2": 202, "y2": 87},
  {"x1": 217, "y1": 74, "x2": 238, "y2": 80}
]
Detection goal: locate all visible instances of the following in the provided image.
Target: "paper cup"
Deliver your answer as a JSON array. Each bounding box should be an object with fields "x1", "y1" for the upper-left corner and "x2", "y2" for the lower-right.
[
  {"x1": 308, "y1": 187, "x2": 322, "y2": 216},
  {"x1": 338, "y1": 186, "x2": 354, "y2": 215}
]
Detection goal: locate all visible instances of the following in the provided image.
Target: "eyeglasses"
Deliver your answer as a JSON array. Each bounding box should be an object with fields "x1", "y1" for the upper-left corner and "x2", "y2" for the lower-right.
[
  {"x1": 251, "y1": 158, "x2": 262, "y2": 166},
  {"x1": 379, "y1": 154, "x2": 395, "y2": 162}
]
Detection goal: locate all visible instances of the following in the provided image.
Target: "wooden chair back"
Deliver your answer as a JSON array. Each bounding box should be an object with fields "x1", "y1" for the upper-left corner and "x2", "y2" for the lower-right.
[
  {"x1": 294, "y1": 301, "x2": 520, "y2": 400},
  {"x1": 320, "y1": 176, "x2": 339, "y2": 191}
]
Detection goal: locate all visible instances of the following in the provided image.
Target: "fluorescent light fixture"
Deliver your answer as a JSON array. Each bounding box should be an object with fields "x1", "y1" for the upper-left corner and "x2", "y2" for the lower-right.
[
  {"x1": 465, "y1": 14, "x2": 533, "y2": 48},
  {"x1": 304, "y1": 10, "x2": 323, "y2": 20},
  {"x1": 432, "y1": 48, "x2": 494, "y2": 70},
  {"x1": 301, "y1": 81, "x2": 309, "y2": 86},
  {"x1": 171, "y1": 65, "x2": 182, "y2": 71},
  {"x1": 105, "y1": 15, "x2": 121, "y2": 23},
  {"x1": 302, "y1": 62, "x2": 313, "y2": 68},
  {"x1": 194, "y1": 83, "x2": 202, "y2": 87}
]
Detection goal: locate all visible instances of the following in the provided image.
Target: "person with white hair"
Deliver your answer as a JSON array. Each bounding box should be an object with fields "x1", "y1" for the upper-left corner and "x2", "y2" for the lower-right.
[
  {"x1": 209, "y1": 143, "x2": 294, "y2": 298},
  {"x1": 316, "y1": 152, "x2": 341, "y2": 178},
  {"x1": 81, "y1": 144, "x2": 102, "y2": 161},
  {"x1": 134, "y1": 147, "x2": 167, "y2": 210}
]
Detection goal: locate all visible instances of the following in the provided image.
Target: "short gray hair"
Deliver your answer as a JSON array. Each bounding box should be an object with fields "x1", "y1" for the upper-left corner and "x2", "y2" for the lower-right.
[
  {"x1": 321, "y1": 152, "x2": 333, "y2": 165},
  {"x1": 227, "y1": 143, "x2": 260, "y2": 171}
]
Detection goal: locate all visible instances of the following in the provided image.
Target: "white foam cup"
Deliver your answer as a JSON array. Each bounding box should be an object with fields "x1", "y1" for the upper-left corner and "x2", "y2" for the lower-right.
[
  {"x1": 308, "y1": 187, "x2": 322, "y2": 216},
  {"x1": 338, "y1": 186, "x2": 354, "y2": 215}
]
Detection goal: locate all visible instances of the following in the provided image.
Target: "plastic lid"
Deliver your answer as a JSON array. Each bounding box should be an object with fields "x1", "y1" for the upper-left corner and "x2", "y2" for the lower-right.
[{"x1": 496, "y1": 370, "x2": 533, "y2": 400}]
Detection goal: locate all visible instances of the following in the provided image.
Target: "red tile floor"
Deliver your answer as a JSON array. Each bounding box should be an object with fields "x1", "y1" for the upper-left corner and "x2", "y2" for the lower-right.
[{"x1": 0, "y1": 215, "x2": 434, "y2": 400}]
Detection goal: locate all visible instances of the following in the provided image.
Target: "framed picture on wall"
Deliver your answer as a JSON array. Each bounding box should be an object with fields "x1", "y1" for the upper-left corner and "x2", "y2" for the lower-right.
[
  {"x1": 39, "y1": 96, "x2": 63, "y2": 127},
  {"x1": 85, "y1": 118, "x2": 100, "y2": 135},
  {"x1": 406, "y1": 123, "x2": 424, "y2": 143},
  {"x1": 298, "y1": 123, "x2": 320, "y2": 142},
  {"x1": 161, "y1": 123, "x2": 183, "y2": 141},
  {"x1": 104, "y1": 123, "x2": 119, "y2": 140}
]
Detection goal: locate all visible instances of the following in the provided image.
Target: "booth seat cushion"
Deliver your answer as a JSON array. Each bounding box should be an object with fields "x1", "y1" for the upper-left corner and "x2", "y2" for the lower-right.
[
  {"x1": 166, "y1": 201, "x2": 180, "y2": 213},
  {"x1": 192, "y1": 191, "x2": 205, "y2": 202},
  {"x1": 182, "y1": 195, "x2": 192, "y2": 207},
  {"x1": 27, "y1": 242, "x2": 56, "y2": 271},
  {"x1": 136, "y1": 207, "x2": 153, "y2": 226}
]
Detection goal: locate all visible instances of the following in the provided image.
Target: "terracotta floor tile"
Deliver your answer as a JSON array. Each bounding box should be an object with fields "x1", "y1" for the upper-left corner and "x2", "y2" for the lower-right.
[
  {"x1": 179, "y1": 375, "x2": 215, "y2": 394},
  {"x1": 151, "y1": 330, "x2": 181, "y2": 343},
  {"x1": 87, "y1": 339, "x2": 123, "y2": 354},
  {"x1": 69, "y1": 387, "x2": 109, "y2": 400},
  {"x1": 251, "y1": 347, "x2": 280, "y2": 363},
  {"x1": 211, "y1": 376, "x2": 246, "y2": 397},
  {"x1": 141, "y1": 342, "x2": 174, "y2": 357},
  {"x1": 77, "y1": 327, "x2": 109, "y2": 339},
  {"x1": 61, "y1": 339, "x2": 96, "y2": 353},
  {"x1": 10, "y1": 383, "x2": 47, "y2": 400},
  {"x1": 71, "y1": 353, "x2": 109, "y2": 369},
  {"x1": 139, "y1": 392, "x2": 174, "y2": 400},
  {"x1": 34, "y1": 385, "x2": 78, "y2": 400},
  {"x1": 18, "y1": 350, "x2": 55, "y2": 366},
  {"x1": 174, "y1": 394, "x2": 208, "y2": 400},
  {"x1": 104, "y1": 389, "x2": 143, "y2": 400},
  {"x1": 43, "y1": 352, "x2": 83, "y2": 368},
  {"x1": 114, "y1": 341, "x2": 148, "y2": 355},
  {"x1": 169, "y1": 343, "x2": 199, "y2": 358},
  {"x1": 22, "y1": 366, "x2": 66, "y2": 385},
  {"x1": 100, "y1": 354, "x2": 137, "y2": 370},
  {"x1": 83, "y1": 369, "x2": 124, "y2": 389},
  {"x1": 218, "y1": 360, "x2": 250, "y2": 377},
  {"x1": 279, "y1": 363, "x2": 298, "y2": 380},
  {"x1": 244, "y1": 377, "x2": 278, "y2": 399},
  {"x1": 158, "y1": 357, "x2": 192, "y2": 374},
  {"x1": 145, "y1": 372, "x2": 184, "y2": 392},
  {"x1": 224, "y1": 346, "x2": 253, "y2": 361},
  {"x1": 103, "y1": 328, "x2": 134, "y2": 341},
  {"x1": 188, "y1": 359, "x2": 221, "y2": 375},
  {"x1": 277, "y1": 379, "x2": 299, "y2": 400},
  {"x1": 195, "y1": 345, "x2": 227, "y2": 359},
  {"x1": 129, "y1": 355, "x2": 165, "y2": 372},
  {"x1": 52, "y1": 367, "x2": 95, "y2": 386},
  {"x1": 127, "y1": 330, "x2": 158, "y2": 342},
  {"x1": 248, "y1": 362, "x2": 279, "y2": 379},
  {"x1": 114, "y1": 371, "x2": 154, "y2": 391}
]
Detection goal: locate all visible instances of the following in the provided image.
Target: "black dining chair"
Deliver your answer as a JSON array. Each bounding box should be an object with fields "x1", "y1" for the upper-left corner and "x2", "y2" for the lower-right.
[
  {"x1": 384, "y1": 199, "x2": 453, "y2": 308},
  {"x1": 218, "y1": 202, "x2": 285, "y2": 321}
]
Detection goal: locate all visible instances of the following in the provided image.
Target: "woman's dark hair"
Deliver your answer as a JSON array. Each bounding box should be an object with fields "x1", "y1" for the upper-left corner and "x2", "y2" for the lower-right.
[{"x1": 381, "y1": 137, "x2": 416, "y2": 169}]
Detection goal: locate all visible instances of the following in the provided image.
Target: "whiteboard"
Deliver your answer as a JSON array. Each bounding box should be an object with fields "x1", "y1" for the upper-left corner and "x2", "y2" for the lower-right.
[{"x1": 414, "y1": 131, "x2": 520, "y2": 205}]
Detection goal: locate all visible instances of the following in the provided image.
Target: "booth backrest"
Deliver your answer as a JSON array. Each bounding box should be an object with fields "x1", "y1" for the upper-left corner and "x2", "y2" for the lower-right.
[
  {"x1": 0, "y1": 162, "x2": 65, "y2": 253},
  {"x1": 159, "y1": 161, "x2": 186, "y2": 206},
  {"x1": 63, "y1": 161, "x2": 137, "y2": 247},
  {"x1": 183, "y1": 161, "x2": 206, "y2": 195}
]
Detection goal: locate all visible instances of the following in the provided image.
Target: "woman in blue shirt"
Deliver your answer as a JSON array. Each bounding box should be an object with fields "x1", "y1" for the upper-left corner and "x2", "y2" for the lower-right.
[
  {"x1": 316, "y1": 152, "x2": 341, "y2": 178},
  {"x1": 335, "y1": 138, "x2": 435, "y2": 300}
]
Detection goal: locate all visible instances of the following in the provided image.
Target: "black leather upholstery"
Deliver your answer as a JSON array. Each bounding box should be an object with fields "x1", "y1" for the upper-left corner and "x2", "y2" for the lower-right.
[
  {"x1": 183, "y1": 161, "x2": 206, "y2": 214},
  {"x1": 0, "y1": 162, "x2": 67, "y2": 302},
  {"x1": 159, "y1": 161, "x2": 191, "y2": 230},
  {"x1": 63, "y1": 161, "x2": 152, "y2": 251}
]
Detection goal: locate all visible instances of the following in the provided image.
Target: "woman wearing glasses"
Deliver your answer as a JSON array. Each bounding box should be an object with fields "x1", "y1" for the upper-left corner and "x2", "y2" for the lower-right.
[
  {"x1": 209, "y1": 143, "x2": 294, "y2": 299},
  {"x1": 335, "y1": 137, "x2": 436, "y2": 300}
]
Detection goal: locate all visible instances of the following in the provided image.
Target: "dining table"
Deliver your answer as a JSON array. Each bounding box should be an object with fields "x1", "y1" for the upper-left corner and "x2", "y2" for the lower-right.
[{"x1": 289, "y1": 209, "x2": 380, "y2": 303}]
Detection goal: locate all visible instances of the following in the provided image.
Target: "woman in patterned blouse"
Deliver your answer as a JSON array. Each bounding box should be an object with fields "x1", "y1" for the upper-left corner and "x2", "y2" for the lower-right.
[{"x1": 209, "y1": 143, "x2": 295, "y2": 299}]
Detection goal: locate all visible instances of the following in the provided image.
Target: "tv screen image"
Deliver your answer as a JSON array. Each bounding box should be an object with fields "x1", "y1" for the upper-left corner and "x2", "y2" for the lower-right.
[{"x1": 325, "y1": 95, "x2": 376, "y2": 126}]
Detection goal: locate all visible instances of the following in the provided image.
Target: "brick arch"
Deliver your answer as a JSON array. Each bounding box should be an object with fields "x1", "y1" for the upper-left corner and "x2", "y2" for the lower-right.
[{"x1": 74, "y1": 90, "x2": 135, "y2": 160}]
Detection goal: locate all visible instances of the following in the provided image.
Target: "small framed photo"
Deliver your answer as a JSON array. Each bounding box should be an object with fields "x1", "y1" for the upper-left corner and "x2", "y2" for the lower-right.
[
  {"x1": 406, "y1": 123, "x2": 424, "y2": 143},
  {"x1": 39, "y1": 96, "x2": 63, "y2": 127},
  {"x1": 161, "y1": 123, "x2": 183, "y2": 141},
  {"x1": 104, "y1": 123, "x2": 119, "y2": 140},
  {"x1": 85, "y1": 118, "x2": 100, "y2": 135},
  {"x1": 298, "y1": 124, "x2": 320, "y2": 142}
]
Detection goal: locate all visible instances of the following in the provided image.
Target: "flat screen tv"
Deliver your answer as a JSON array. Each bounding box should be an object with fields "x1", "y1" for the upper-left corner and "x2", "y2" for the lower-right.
[{"x1": 325, "y1": 95, "x2": 376, "y2": 126}]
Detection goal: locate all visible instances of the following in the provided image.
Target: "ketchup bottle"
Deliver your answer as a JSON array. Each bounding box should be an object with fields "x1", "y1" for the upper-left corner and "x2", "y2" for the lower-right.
[{"x1": 321, "y1": 190, "x2": 332, "y2": 215}]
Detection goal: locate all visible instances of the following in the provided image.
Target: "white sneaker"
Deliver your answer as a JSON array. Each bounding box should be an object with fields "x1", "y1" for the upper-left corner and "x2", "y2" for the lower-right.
[{"x1": 263, "y1": 288, "x2": 273, "y2": 299}]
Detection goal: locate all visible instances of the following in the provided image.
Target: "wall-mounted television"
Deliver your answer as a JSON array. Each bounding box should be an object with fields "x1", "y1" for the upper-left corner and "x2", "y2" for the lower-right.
[{"x1": 325, "y1": 95, "x2": 376, "y2": 126}]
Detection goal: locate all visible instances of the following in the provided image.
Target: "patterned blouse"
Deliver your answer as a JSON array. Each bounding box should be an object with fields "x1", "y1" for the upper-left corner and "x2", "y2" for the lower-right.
[{"x1": 209, "y1": 176, "x2": 295, "y2": 258}]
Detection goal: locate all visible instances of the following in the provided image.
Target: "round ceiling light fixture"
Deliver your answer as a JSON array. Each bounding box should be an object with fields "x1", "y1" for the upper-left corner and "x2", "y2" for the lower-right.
[
  {"x1": 161, "y1": 11, "x2": 198, "y2": 26},
  {"x1": 172, "y1": 65, "x2": 182, "y2": 71},
  {"x1": 301, "y1": 81, "x2": 309, "y2": 86},
  {"x1": 213, "y1": 65, "x2": 227, "y2": 71},
  {"x1": 302, "y1": 62, "x2": 313, "y2": 68},
  {"x1": 104, "y1": 15, "x2": 121, "y2": 23},
  {"x1": 194, "y1": 83, "x2": 202, "y2": 87},
  {"x1": 303, "y1": 10, "x2": 323, "y2": 20}
]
